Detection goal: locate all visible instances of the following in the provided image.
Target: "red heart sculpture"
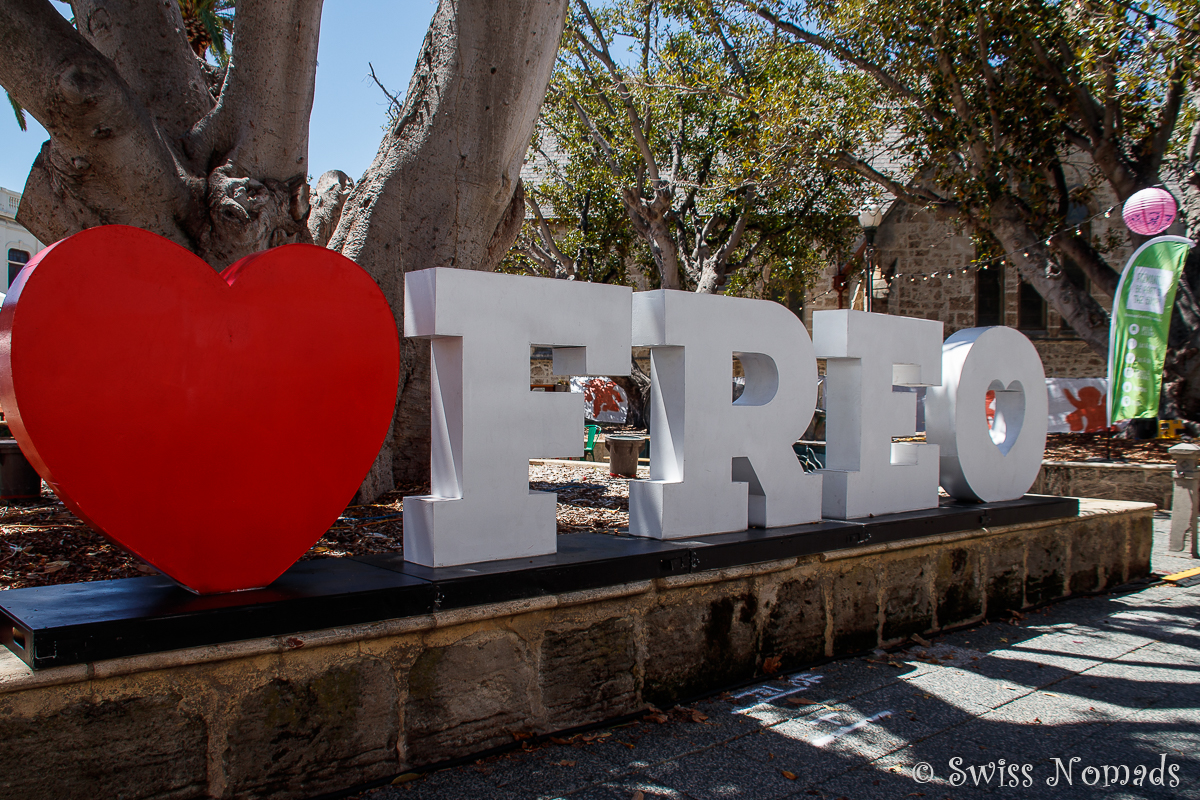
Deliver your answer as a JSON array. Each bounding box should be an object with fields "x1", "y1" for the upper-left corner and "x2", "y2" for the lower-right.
[{"x1": 0, "y1": 226, "x2": 400, "y2": 594}]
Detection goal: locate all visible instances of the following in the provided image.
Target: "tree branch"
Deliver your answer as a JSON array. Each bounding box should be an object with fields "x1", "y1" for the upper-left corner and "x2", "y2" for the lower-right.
[
  {"x1": 1052, "y1": 233, "x2": 1120, "y2": 298},
  {"x1": 1143, "y1": 63, "x2": 1189, "y2": 179},
  {"x1": 191, "y1": 0, "x2": 323, "y2": 180},
  {"x1": 932, "y1": 28, "x2": 987, "y2": 173},
  {"x1": 836, "y1": 151, "x2": 963, "y2": 220},
  {"x1": 575, "y1": 0, "x2": 661, "y2": 182},
  {"x1": 747, "y1": 1, "x2": 948, "y2": 126},
  {"x1": 568, "y1": 96, "x2": 620, "y2": 174},
  {"x1": 71, "y1": 0, "x2": 212, "y2": 142},
  {"x1": 526, "y1": 192, "x2": 578, "y2": 278},
  {"x1": 0, "y1": 0, "x2": 196, "y2": 243}
]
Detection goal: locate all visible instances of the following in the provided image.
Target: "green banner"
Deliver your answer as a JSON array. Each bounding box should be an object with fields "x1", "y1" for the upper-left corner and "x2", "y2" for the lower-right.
[{"x1": 1107, "y1": 235, "x2": 1194, "y2": 424}]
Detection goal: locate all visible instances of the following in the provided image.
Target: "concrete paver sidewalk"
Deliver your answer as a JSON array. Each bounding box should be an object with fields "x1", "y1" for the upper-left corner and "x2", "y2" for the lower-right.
[{"x1": 354, "y1": 515, "x2": 1200, "y2": 800}]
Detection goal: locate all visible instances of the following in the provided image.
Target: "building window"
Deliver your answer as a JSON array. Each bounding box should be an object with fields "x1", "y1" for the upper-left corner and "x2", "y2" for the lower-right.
[
  {"x1": 7, "y1": 249, "x2": 30, "y2": 288},
  {"x1": 1017, "y1": 278, "x2": 1046, "y2": 332},
  {"x1": 976, "y1": 264, "x2": 1003, "y2": 326}
]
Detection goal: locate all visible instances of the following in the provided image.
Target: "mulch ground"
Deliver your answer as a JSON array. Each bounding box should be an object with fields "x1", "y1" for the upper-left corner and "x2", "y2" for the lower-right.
[
  {"x1": 0, "y1": 463, "x2": 646, "y2": 591},
  {"x1": 0, "y1": 433, "x2": 1179, "y2": 592},
  {"x1": 1042, "y1": 431, "x2": 1180, "y2": 463}
]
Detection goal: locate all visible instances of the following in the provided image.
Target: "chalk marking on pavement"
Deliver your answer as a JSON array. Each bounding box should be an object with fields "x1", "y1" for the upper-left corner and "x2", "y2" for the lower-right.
[
  {"x1": 732, "y1": 673, "x2": 823, "y2": 713},
  {"x1": 810, "y1": 710, "x2": 893, "y2": 748}
]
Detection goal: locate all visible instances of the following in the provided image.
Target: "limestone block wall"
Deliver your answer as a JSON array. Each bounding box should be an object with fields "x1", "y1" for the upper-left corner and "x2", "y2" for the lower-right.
[
  {"x1": 800, "y1": 196, "x2": 1128, "y2": 379},
  {"x1": 1033, "y1": 462, "x2": 1174, "y2": 510},
  {"x1": 0, "y1": 500, "x2": 1153, "y2": 800}
]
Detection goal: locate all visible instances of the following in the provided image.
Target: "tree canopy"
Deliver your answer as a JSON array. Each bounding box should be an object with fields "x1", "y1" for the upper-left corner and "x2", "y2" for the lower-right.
[
  {"x1": 511, "y1": 0, "x2": 876, "y2": 301},
  {"x1": 724, "y1": 0, "x2": 1199, "y2": 415}
]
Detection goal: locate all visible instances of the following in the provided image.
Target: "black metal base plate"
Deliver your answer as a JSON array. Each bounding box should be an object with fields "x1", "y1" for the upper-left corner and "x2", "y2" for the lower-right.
[{"x1": 0, "y1": 495, "x2": 1077, "y2": 670}]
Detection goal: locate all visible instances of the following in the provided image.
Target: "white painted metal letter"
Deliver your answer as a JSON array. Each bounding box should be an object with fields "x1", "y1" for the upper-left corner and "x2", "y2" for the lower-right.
[
  {"x1": 403, "y1": 268, "x2": 632, "y2": 566},
  {"x1": 814, "y1": 310, "x2": 942, "y2": 518},
  {"x1": 926, "y1": 327, "x2": 1048, "y2": 502},
  {"x1": 628, "y1": 290, "x2": 822, "y2": 539}
]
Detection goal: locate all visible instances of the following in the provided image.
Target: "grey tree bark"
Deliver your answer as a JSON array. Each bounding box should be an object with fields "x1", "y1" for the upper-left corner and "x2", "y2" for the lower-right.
[
  {"x1": 1, "y1": 0, "x2": 321, "y2": 268},
  {"x1": 1, "y1": 0, "x2": 569, "y2": 502},
  {"x1": 328, "y1": 0, "x2": 568, "y2": 499},
  {"x1": 1162, "y1": 87, "x2": 1200, "y2": 425},
  {"x1": 308, "y1": 170, "x2": 353, "y2": 248}
]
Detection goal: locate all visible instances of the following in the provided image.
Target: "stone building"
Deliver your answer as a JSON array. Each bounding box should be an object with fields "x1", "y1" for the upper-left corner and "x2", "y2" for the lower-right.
[
  {"x1": 800, "y1": 196, "x2": 1127, "y2": 379},
  {"x1": 1, "y1": 187, "x2": 43, "y2": 291}
]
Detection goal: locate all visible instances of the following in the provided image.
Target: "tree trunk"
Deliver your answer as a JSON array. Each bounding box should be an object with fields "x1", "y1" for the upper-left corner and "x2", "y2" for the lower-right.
[
  {"x1": 2, "y1": 0, "x2": 569, "y2": 502},
  {"x1": 329, "y1": 0, "x2": 568, "y2": 499},
  {"x1": 1162, "y1": 108, "x2": 1200, "y2": 425},
  {"x1": 611, "y1": 356, "x2": 651, "y2": 430},
  {"x1": 988, "y1": 197, "x2": 1112, "y2": 357},
  {"x1": 4, "y1": 0, "x2": 322, "y2": 268}
]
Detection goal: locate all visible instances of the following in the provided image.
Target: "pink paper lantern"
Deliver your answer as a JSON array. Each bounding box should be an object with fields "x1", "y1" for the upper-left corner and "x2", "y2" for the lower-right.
[{"x1": 1122, "y1": 188, "x2": 1177, "y2": 236}]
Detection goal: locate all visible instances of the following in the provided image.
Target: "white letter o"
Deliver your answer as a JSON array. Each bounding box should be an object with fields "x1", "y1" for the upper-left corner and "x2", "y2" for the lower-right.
[{"x1": 927, "y1": 327, "x2": 1047, "y2": 502}]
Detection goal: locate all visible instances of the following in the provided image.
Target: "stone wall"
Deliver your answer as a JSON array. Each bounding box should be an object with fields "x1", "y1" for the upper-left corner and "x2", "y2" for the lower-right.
[
  {"x1": 0, "y1": 500, "x2": 1152, "y2": 800},
  {"x1": 1033, "y1": 462, "x2": 1174, "y2": 510}
]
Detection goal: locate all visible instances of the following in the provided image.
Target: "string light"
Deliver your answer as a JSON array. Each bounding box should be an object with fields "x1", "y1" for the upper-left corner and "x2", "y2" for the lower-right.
[{"x1": 803, "y1": 204, "x2": 1120, "y2": 305}]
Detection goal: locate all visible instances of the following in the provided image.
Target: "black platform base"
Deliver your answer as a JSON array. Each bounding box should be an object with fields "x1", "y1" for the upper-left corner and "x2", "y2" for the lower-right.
[{"x1": 0, "y1": 495, "x2": 1077, "y2": 670}]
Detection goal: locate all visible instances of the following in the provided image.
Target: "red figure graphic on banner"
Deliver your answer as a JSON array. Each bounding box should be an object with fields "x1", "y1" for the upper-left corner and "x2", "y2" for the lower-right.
[
  {"x1": 1064, "y1": 386, "x2": 1107, "y2": 432},
  {"x1": 0, "y1": 226, "x2": 400, "y2": 594},
  {"x1": 583, "y1": 378, "x2": 624, "y2": 418},
  {"x1": 985, "y1": 390, "x2": 996, "y2": 428}
]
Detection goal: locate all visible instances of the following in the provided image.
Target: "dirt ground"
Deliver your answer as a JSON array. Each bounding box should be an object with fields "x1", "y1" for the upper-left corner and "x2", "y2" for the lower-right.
[
  {"x1": 0, "y1": 463, "x2": 645, "y2": 591},
  {"x1": 1042, "y1": 431, "x2": 1181, "y2": 463},
  {"x1": 0, "y1": 433, "x2": 1179, "y2": 592}
]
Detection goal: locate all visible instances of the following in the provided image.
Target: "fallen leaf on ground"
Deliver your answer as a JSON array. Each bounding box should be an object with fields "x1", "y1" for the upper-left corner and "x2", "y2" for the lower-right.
[
  {"x1": 910, "y1": 633, "x2": 932, "y2": 647},
  {"x1": 781, "y1": 770, "x2": 798, "y2": 780},
  {"x1": 556, "y1": 760, "x2": 575, "y2": 767},
  {"x1": 787, "y1": 697, "x2": 818, "y2": 706},
  {"x1": 390, "y1": 773, "x2": 422, "y2": 785},
  {"x1": 763, "y1": 655, "x2": 783, "y2": 674}
]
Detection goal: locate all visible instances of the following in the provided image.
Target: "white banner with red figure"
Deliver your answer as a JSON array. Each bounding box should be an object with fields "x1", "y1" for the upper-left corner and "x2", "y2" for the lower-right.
[
  {"x1": 570, "y1": 376, "x2": 629, "y2": 423},
  {"x1": 1045, "y1": 378, "x2": 1108, "y2": 433},
  {"x1": 983, "y1": 378, "x2": 1107, "y2": 435}
]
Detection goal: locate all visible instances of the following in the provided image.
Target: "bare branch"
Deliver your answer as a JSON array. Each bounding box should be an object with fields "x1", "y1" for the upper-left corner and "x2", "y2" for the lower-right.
[
  {"x1": 568, "y1": 96, "x2": 620, "y2": 174},
  {"x1": 527, "y1": 193, "x2": 578, "y2": 278},
  {"x1": 369, "y1": 61, "x2": 402, "y2": 119},
  {"x1": 574, "y1": 0, "x2": 661, "y2": 182}
]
